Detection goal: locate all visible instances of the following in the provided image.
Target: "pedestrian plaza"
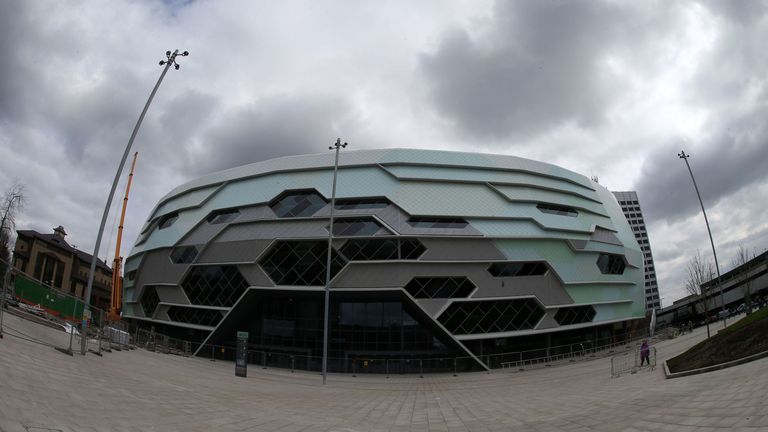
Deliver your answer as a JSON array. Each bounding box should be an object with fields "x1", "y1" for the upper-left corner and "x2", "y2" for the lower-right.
[{"x1": 1, "y1": 313, "x2": 767, "y2": 432}]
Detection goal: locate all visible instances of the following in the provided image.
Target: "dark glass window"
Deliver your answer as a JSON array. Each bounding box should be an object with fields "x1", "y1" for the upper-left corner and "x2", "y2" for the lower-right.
[
  {"x1": 404, "y1": 277, "x2": 475, "y2": 299},
  {"x1": 170, "y1": 245, "x2": 200, "y2": 264},
  {"x1": 330, "y1": 218, "x2": 382, "y2": 236},
  {"x1": 407, "y1": 217, "x2": 468, "y2": 229},
  {"x1": 158, "y1": 212, "x2": 179, "y2": 230},
  {"x1": 536, "y1": 203, "x2": 578, "y2": 217},
  {"x1": 207, "y1": 209, "x2": 240, "y2": 224},
  {"x1": 167, "y1": 306, "x2": 224, "y2": 327},
  {"x1": 334, "y1": 198, "x2": 389, "y2": 210},
  {"x1": 269, "y1": 190, "x2": 327, "y2": 218},
  {"x1": 125, "y1": 270, "x2": 137, "y2": 281},
  {"x1": 438, "y1": 299, "x2": 544, "y2": 334},
  {"x1": 140, "y1": 286, "x2": 160, "y2": 318},
  {"x1": 181, "y1": 266, "x2": 249, "y2": 307},
  {"x1": 340, "y1": 238, "x2": 425, "y2": 261},
  {"x1": 554, "y1": 305, "x2": 597, "y2": 326},
  {"x1": 596, "y1": 254, "x2": 626, "y2": 275},
  {"x1": 487, "y1": 262, "x2": 548, "y2": 277},
  {"x1": 259, "y1": 241, "x2": 347, "y2": 286}
]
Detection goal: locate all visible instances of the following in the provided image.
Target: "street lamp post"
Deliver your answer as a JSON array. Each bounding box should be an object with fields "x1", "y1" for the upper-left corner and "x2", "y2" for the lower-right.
[
  {"x1": 322, "y1": 138, "x2": 347, "y2": 384},
  {"x1": 81, "y1": 50, "x2": 188, "y2": 354},
  {"x1": 678, "y1": 150, "x2": 725, "y2": 328}
]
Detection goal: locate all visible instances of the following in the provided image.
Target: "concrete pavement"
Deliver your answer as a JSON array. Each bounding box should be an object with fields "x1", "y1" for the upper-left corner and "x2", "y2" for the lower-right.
[{"x1": 1, "y1": 313, "x2": 766, "y2": 432}]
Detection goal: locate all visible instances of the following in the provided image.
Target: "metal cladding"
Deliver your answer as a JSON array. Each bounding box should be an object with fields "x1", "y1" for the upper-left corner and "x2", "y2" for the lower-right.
[{"x1": 123, "y1": 148, "x2": 645, "y2": 370}]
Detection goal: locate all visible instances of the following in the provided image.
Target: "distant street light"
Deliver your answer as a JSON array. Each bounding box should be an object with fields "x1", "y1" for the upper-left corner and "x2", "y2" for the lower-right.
[
  {"x1": 322, "y1": 138, "x2": 347, "y2": 385},
  {"x1": 678, "y1": 150, "x2": 725, "y2": 328},
  {"x1": 81, "y1": 50, "x2": 189, "y2": 355}
]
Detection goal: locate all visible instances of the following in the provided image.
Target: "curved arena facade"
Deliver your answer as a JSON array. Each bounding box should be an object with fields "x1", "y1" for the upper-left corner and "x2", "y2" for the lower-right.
[{"x1": 123, "y1": 149, "x2": 645, "y2": 372}]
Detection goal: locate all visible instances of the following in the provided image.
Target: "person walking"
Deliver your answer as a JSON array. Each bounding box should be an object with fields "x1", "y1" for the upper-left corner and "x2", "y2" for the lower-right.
[{"x1": 639, "y1": 340, "x2": 650, "y2": 366}]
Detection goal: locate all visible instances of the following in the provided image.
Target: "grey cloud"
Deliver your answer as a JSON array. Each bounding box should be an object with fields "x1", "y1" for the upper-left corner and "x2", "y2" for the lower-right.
[
  {"x1": 191, "y1": 94, "x2": 360, "y2": 175},
  {"x1": 636, "y1": 109, "x2": 768, "y2": 224},
  {"x1": 419, "y1": 1, "x2": 675, "y2": 140}
]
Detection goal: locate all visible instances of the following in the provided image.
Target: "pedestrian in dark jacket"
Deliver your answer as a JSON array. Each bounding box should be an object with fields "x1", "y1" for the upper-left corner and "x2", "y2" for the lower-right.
[{"x1": 640, "y1": 340, "x2": 650, "y2": 366}]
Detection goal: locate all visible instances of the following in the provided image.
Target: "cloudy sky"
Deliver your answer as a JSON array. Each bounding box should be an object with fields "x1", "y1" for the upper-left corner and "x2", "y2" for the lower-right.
[{"x1": 1, "y1": 0, "x2": 766, "y2": 305}]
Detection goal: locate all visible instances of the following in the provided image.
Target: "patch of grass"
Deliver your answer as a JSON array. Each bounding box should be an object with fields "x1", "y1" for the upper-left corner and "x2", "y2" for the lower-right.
[{"x1": 667, "y1": 307, "x2": 768, "y2": 373}]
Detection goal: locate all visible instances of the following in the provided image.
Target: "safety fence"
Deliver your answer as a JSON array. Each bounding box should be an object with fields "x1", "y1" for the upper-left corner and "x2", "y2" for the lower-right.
[
  {"x1": 610, "y1": 345, "x2": 657, "y2": 378},
  {"x1": 130, "y1": 324, "x2": 651, "y2": 376},
  {"x1": 0, "y1": 259, "x2": 133, "y2": 356}
]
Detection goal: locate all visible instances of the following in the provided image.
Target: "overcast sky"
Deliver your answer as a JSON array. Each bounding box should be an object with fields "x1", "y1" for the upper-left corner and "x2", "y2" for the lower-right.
[{"x1": 1, "y1": 0, "x2": 766, "y2": 306}]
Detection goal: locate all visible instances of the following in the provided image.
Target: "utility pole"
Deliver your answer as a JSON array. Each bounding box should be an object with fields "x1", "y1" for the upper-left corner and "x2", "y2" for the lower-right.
[
  {"x1": 81, "y1": 50, "x2": 188, "y2": 354},
  {"x1": 322, "y1": 138, "x2": 347, "y2": 384},
  {"x1": 678, "y1": 150, "x2": 725, "y2": 328}
]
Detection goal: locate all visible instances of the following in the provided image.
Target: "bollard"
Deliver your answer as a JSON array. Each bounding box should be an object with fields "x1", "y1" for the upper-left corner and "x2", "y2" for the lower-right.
[
  {"x1": 352, "y1": 359, "x2": 356, "y2": 377},
  {"x1": 453, "y1": 358, "x2": 457, "y2": 377},
  {"x1": 262, "y1": 351, "x2": 267, "y2": 369},
  {"x1": 386, "y1": 359, "x2": 390, "y2": 378},
  {"x1": 291, "y1": 355, "x2": 295, "y2": 373},
  {"x1": 419, "y1": 359, "x2": 423, "y2": 378},
  {"x1": 210, "y1": 345, "x2": 215, "y2": 361}
]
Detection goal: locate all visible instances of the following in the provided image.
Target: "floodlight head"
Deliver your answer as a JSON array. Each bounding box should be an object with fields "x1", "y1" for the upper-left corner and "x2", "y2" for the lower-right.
[
  {"x1": 166, "y1": 50, "x2": 172, "y2": 56},
  {"x1": 175, "y1": 64, "x2": 180, "y2": 70},
  {"x1": 159, "y1": 60, "x2": 166, "y2": 65},
  {"x1": 182, "y1": 51, "x2": 189, "y2": 56}
]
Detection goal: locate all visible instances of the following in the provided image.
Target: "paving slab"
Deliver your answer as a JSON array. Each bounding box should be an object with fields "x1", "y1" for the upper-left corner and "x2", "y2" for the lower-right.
[{"x1": 0, "y1": 313, "x2": 765, "y2": 431}]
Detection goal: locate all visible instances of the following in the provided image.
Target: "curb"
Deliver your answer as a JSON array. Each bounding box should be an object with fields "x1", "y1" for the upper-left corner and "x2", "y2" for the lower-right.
[{"x1": 664, "y1": 349, "x2": 768, "y2": 379}]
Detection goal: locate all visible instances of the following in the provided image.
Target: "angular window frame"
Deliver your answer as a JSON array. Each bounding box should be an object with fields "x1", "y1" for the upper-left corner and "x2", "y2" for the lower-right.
[
  {"x1": 487, "y1": 262, "x2": 548, "y2": 277},
  {"x1": 407, "y1": 217, "x2": 468, "y2": 229},
  {"x1": 269, "y1": 189, "x2": 327, "y2": 218},
  {"x1": 536, "y1": 203, "x2": 578, "y2": 217},
  {"x1": 158, "y1": 212, "x2": 179, "y2": 230},
  {"x1": 206, "y1": 208, "x2": 240, "y2": 224}
]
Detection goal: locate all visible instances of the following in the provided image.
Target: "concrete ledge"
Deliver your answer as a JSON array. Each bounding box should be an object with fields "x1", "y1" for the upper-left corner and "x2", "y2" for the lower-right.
[{"x1": 664, "y1": 349, "x2": 768, "y2": 379}]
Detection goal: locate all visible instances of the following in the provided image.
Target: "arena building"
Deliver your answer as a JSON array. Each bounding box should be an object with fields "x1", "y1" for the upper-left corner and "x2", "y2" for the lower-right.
[{"x1": 123, "y1": 149, "x2": 645, "y2": 372}]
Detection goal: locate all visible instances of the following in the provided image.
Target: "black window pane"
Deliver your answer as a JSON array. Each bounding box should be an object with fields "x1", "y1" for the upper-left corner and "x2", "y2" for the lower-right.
[
  {"x1": 438, "y1": 299, "x2": 544, "y2": 334},
  {"x1": 168, "y1": 306, "x2": 223, "y2": 327},
  {"x1": 330, "y1": 218, "x2": 382, "y2": 236},
  {"x1": 536, "y1": 203, "x2": 578, "y2": 217},
  {"x1": 487, "y1": 262, "x2": 548, "y2": 277},
  {"x1": 140, "y1": 286, "x2": 160, "y2": 317},
  {"x1": 259, "y1": 241, "x2": 347, "y2": 286},
  {"x1": 404, "y1": 277, "x2": 475, "y2": 299},
  {"x1": 334, "y1": 198, "x2": 390, "y2": 210},
  {"x1": 170, "y1": 245, "x2": 199, "y2": 264},
  {"x1": 340, "y1": 238, "x2": 425, "y2": 261},
  {"x1": 207, "y1": 209, "x2": 240, "y2": 224},
  {"x1": 158, "y1": 212, "x2": 179, "y2": 229},
  {"x1": 554, "y1": 305, "x2": 597, "y2": 325},
  {"x1": 596, "y1": 254, "x2": 626, "y2": 275},
  {"x1": 181, "y1": 266, "x2": 249, "y2": 307},
  {"x1": 270, "y1": 190, "x2": 327, "y2": 218},
  {"x1": 407, "y1": 217, "x2": 468, "y2": 229}
]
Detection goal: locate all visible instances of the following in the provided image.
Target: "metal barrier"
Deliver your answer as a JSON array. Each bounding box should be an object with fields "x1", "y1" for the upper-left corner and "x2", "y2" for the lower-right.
[{"x1": 611, "y1": 346, "x2": 657, "y2": 378}]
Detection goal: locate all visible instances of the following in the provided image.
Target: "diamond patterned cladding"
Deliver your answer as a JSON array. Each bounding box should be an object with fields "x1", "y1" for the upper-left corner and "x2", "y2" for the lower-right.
[
  {"x1": 438, "y1": 299, "x2": 544, "y2": 335},
  {"x1": 140, "y1": 286, "x2": 160, "y2": 318},
  {"x1": 339, "y1": 238, "x2": 425, "y2": 261},
  {"x1": 404, "y1": 277, "x2": 475, "y2": 299},
  {"x1": 269, "y1": 190, "x2": 327, "y2": 218},
  {"x1": 181, "y1": 266, "x2": 249, "y2": 307},
  {"x1": 596, "y1": 253, "x2": 626, "y2": 275},
  {"x1": 554, "y1": 305, "x2": 597, "y2": 326},
  {"x1": 259, "y1": 240, "x2": 347, "y2": 286},
  {"x1": 167, "y1": 306, "x2": 224, "y2": 327}
]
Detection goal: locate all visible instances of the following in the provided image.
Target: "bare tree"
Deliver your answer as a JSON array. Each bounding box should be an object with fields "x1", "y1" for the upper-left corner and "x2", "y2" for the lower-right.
[
  {"x1": 685, "y1": 250, "x2": 715, "y2": 338},
  {"x1": 732, "y1": 245, "x2": 756, "y2": 316},
  {"x1": 0, "y1": 182, "x2": 25, "y2": 281}
]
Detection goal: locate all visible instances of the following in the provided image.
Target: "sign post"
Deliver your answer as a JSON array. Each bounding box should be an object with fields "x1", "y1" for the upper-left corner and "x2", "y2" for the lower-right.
[{"x1": 235, "y1": 331, "x2": 248, "y2": 378}]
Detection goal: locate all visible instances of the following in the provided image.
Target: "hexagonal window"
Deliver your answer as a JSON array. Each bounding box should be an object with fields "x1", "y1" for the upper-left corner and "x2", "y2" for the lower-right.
[
  {"x1": 487, "y1": 262, "x2": 548, "y2": 277},
  {"x1": 207, "y1": 208, "x2": 240, "y2": 224},
  {"x1": 596, "y1": 253, "x2": 626, "y2": 275},
  {"x1": 181, "y1": 265, "x2": 249, "y2": 307},
  {"x1": 407, "y1": 217, "x2": 468, "y2": 229},
  {"x1": 167, "y1": 306, "x2": 224, "y2": 327},
  {"x1": 170, "y1": 245, "x2": 200, "y2": 264},
  {"x1": 340, "y1": 238, "x2": 425, "y2": 261},
  {"x1": 554, "y1": 305, "x2": 597, "y2": 326},
  {"x1": 334, "y1": 197, "x2": 390, "y2": 210},
  {"x1": 269, "y1": 189, "x2": 327, "y2": 218},
  {"x1": 140, "y1": 286, "x2": 160, "y2": 318},
  {"x1": 537, "y1": 203, "x2": 578, "y2": 217},
  {"x1": 438, "y1": 299, "x2": 544, "y2": 335},
  {"x1": 158, "y1": 212, "x2": 179, "y2": 230},
  {"x1": 329, "y1": 217, "x2": 383, "y2": 236},
  {"x1": 259, "y1": 240, "x2": 347, "y2": 286},
  {"x1": 404, "y1": 277, "x2": 475, "y2": 299}
]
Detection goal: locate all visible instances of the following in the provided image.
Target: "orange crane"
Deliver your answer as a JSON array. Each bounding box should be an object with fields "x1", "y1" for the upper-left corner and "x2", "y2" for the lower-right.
[{"x1": 109, "y1": 152, "x2": 138, "y2": 322}]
